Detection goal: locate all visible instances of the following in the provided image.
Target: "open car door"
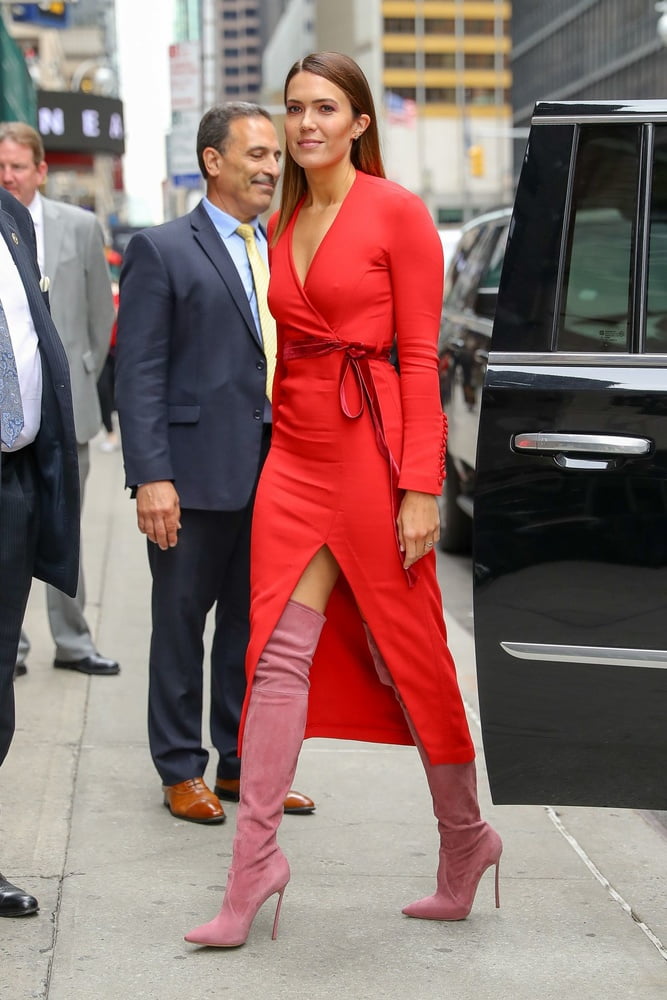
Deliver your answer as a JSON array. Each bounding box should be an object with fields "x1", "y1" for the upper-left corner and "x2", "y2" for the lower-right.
[{"x1": 473, "y1": 102, "x2": 667, "y2": 809}]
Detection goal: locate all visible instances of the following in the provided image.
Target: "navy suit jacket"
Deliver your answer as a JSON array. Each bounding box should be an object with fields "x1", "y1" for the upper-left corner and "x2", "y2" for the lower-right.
[
  {"x1": 0, "y1": 188, "x2": 80, "y2": 596},
  {"x1": 115, "y1": 201, "x2": 269, "y2": 510}
]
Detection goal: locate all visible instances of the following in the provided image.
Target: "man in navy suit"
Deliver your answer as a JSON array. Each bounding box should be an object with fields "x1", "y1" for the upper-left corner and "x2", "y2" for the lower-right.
[
  {"x1": 115, "y1": 103, "x2": 314, "y2": 823},
  {"x1": 0, "y1": 187, "x2": 80, "y2": 916}
]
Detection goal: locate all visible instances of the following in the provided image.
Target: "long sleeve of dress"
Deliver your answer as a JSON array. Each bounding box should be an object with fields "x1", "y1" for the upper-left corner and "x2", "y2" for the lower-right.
[{"x1": 387, "y1": 189, "x2": 447, "y2": 496}]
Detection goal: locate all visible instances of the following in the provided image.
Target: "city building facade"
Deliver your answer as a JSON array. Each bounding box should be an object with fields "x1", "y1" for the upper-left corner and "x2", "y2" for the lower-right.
[
  {"x1": 3, "y1": 0, "x2": 124, "y2": 228},
  {"x1": 511, "y1": 1, "x2": 667, "y2": 179},
  {"x1": 263, "y1": 0, "x2": 513, "y2": 224},
  {"x1": 379, "y1": 0, "x2": 512, "y2": 221}
]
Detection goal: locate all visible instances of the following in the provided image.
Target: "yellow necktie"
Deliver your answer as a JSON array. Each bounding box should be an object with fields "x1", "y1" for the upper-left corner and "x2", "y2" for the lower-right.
[{"x1": 236, "y1": 224, "x2": 277, "y2": 402}]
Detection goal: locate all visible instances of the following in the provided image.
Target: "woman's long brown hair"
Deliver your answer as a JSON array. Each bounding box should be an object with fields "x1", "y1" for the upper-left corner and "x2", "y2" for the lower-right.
[{"x1": 272, "y1": 51, "x2": 385, "y2": 244}]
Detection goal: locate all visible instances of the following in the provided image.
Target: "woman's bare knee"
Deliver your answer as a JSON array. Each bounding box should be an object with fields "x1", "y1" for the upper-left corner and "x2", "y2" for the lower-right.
[{"x1": 290, "y1": 546, "x2": 340, "y2": 613}]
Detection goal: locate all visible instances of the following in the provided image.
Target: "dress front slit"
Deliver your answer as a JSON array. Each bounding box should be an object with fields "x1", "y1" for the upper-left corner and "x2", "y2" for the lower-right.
[{"x1": 239, "y1": 171, "x2": 474, "y2": 767}]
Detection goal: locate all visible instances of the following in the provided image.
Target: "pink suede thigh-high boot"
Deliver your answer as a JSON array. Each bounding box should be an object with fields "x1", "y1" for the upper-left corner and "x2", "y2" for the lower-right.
[
  {"x1": 364, "y1": 625, "x2": 502, "y2": 921},
  {"x1": 185, "y1": 600, "x2": 325, "y2": 947}
]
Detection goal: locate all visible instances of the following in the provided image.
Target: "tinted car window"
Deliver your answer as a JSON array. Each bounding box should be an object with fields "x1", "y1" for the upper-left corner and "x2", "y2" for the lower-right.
[
  {"x1": 557, "y1": 125, "x2": 640, "y2": 352},
  {"x1": 478, "y1": 225, "x2": 508, "y2": 290},
  {"x1": 646, "y1": 125, "x2": 667, "y2": 352},
  {"x1": 474, "y1": 224, "x2": 509, "y2": 319}
]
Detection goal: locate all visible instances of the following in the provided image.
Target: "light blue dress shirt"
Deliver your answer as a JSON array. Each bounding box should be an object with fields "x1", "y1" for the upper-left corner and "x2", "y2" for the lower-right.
[
  {"x1": 202, "y1": 198, "x2": 272, "y2": 421},
  {"x1": 202, "y1": 198, "x2": 269, "y2": 344}
]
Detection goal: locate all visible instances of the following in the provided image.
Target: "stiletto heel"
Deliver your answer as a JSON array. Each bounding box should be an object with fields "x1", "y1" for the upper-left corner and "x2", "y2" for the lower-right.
[
  {"x1": 271, "y1": 885, "x2": 286, "y2": 940},
  {"x1": 185, "y1": 852, "x2": 290, "y2": 947},
  {"x1": 402, "y1": 829, "x2": 502, "y2": 921}
]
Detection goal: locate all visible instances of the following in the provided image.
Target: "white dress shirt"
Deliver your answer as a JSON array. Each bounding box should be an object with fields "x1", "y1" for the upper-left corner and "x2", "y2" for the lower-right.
[
  {"x1": 0, "y1": 234, "x2": 42, "y2": 451},
  {"x1": 26, "y1": 191, "x2": 45, "y2": 274}
]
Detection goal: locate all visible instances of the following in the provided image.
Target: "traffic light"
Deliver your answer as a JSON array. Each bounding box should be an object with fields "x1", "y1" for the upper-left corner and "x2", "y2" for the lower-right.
[{"x1": 468, "y1": 145, "x2": 485, "y2": 178}]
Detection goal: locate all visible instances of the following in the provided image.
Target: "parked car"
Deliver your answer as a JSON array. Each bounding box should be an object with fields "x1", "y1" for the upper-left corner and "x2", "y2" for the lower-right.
[
  {"x1": 437, "y1": 207, "x2": 511, "y2": 552},
  {"x1": 471, "y1": 100, "x2": 667, "y2": 811},
  {"x1": 437, "y1": 226, "x2": 462, "y2": 276}
]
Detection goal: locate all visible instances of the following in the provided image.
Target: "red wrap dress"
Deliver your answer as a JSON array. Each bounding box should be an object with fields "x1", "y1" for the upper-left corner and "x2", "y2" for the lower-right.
[{"x1": 241, "y1": 171, "x2": 474, "y2": 766}]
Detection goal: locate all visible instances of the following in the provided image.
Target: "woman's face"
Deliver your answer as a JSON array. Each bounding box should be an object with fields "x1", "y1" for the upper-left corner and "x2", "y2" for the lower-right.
[{"x1": 284, "y1": 71, "x2": 369, "y2": 172}]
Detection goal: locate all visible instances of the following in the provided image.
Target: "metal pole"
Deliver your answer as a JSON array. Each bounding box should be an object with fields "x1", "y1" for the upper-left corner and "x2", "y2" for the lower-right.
[
  {"x1": 415, "y1": 0, "x2": 428, "y2": 204},
  {"x1": 455, "y1": 0, "x2": 470, "y2": 222}
]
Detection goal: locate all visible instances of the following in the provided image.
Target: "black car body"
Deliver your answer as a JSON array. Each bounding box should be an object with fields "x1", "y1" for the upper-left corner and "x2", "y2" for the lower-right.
[
  {"x1": 474, "y1": 100, "x2": 667, "y2": 810},
  {"x1": 438, "y1": 208, "x2": 511, "y2": 552}
]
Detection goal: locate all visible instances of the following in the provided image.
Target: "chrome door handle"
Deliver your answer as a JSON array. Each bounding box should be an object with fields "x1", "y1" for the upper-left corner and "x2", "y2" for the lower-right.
[{"x1": 513, "y1": 432, "x2": 652, "y2": 456}]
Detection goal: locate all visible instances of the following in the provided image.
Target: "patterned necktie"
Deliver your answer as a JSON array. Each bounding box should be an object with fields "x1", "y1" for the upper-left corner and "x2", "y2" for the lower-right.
[
  {"x1": 236, "y1": 224, "x2": 277, "y2": 401},
  {"x1": 0, "y1": 295, "x2": 24, "y2": 449}
]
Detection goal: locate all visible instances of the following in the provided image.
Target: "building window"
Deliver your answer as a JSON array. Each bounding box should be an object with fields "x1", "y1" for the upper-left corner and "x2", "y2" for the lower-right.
[
  {"x1": 223, "y1": 29, "x2": 238, "y2": 38},
  {"x1": 426, "y1": 87, "x2": 456, "y2": 103},
  {"x1": 247, "y1": 83, "x2": 260, "y2": 93},
  {"x1": 224, "y1": 47, "x2": 239, "y2": 57},
  {"x1": 223, "y1": 9, "x2": 237, "y2": 19},
  {"x1": 225, "y1": 66, "x2": 240, "y2": 76},
  {"x1": 384, "y1": 18, "x2": 414, "y2": 34},
  {"x1": 384, "y1": 52, "x2": 416, "y2": 68},
  {"x1": 425, "y1": 52, "x2": 456, "y2": 69},
  {"x1": 465, "y1": 53, "x2": 496, "y2": 70},
  {"x1": 464, "y1": 87, "x2": 497, "y2": 104},
  {"x1": 424, "y1": 18, "x2": 455, "y2": 34},
  {"x1": 465, "y1": 19, "x2": 495, "y2": 35},
  {"x1": 391, "y1": 86, "x2": 416, "y2": 101},
  {"x1": 246, "y1": 26, "x2": 258, "y2": 35}
]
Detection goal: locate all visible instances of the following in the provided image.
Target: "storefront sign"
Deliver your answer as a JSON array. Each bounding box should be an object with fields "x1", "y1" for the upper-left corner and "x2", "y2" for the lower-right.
[{"x1": 37, "y1": 90, "x2": 125, "y2": 155}]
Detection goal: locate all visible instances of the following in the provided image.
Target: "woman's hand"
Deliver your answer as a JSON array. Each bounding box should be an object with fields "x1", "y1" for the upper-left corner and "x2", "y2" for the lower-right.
[{"x1": 397, "y1": 490, "x2": 440, "y2": 569}]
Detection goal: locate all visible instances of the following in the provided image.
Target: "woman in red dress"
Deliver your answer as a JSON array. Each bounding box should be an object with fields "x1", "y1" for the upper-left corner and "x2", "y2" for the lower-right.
[{"x1": 186, "y1": 51, "x2": 501, "y2": 948}]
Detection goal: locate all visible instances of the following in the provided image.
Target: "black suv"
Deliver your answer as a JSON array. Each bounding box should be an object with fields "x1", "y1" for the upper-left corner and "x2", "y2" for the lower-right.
[
  {"x1": 438, "y1": 207, "x2": 511, "y2": 552},
  {"x1": 472, "y1": 100, "x2": 667, "y2": 811}
]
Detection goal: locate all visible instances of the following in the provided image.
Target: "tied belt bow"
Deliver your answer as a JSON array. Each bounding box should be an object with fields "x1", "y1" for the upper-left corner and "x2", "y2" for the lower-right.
[{"x1": 283, "y1": 337, "x2": 416, "y2": 586}]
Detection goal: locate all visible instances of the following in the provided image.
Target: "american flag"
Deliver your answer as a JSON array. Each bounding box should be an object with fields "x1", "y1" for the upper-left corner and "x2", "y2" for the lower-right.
[{"x1": 384, "y1": 91, "x2": 417, "y2": 127}]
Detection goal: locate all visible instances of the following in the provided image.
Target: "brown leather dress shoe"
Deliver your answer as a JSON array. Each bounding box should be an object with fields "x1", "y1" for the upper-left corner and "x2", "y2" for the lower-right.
[
  {"x1": 163, "y1": 777, "x2": 226, "y2": 824},
  {"x1": 215, "y1": 777, "x2": 315, "y2": 815}
]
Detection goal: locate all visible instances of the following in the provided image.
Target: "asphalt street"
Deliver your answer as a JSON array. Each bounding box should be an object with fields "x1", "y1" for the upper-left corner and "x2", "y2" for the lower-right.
[{"x1": 1, "y1": 435, "x2": 666, "y2": 999}]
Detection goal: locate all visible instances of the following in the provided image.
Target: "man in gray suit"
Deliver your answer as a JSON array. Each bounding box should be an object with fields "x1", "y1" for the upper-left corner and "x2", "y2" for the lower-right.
[{"x1": 0, "y1": 122, "x2": 119, "y2": 677}]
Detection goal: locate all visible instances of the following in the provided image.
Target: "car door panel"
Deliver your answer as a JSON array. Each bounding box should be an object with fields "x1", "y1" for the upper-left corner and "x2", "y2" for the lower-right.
[{"x1": 474, "y1": 104, "x2": 667, "y2": 809}]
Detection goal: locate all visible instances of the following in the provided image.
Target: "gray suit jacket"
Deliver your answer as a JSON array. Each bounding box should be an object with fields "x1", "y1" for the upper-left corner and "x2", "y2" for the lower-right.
[{"x1": 42, "y1": 197, "x2": 115, "y2": 444}]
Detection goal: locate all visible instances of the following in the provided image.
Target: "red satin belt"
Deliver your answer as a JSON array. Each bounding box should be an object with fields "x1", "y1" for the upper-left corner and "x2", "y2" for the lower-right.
[{"x1": 283, "y1": 337, "x2": 416, "y2": 587}]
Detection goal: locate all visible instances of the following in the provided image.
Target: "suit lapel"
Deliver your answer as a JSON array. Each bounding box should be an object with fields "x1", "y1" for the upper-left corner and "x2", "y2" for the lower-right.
[
  {"x1": 0, "y1": 207, "x2": 68, "y2": 386},
  {"x1": 189, "y1": 203, "x2": 262, "y2": 348},
  {"x1": 0, "y1": 208, "x2": 41, "y2": 289}
]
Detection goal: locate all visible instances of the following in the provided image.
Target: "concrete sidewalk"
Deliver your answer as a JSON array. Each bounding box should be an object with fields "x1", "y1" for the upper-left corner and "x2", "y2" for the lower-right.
[{"x1": 2, "y1": 442, "x2": 666, "y2": 1000}]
